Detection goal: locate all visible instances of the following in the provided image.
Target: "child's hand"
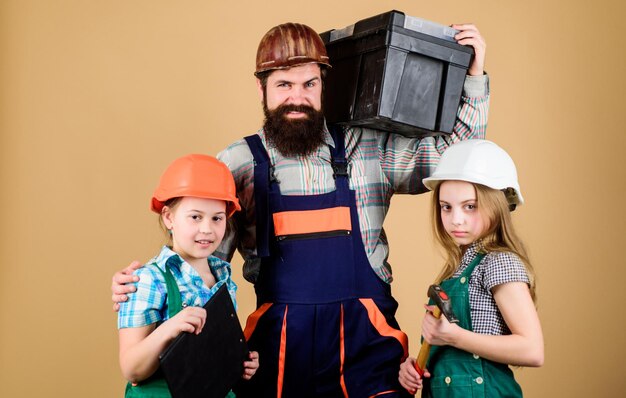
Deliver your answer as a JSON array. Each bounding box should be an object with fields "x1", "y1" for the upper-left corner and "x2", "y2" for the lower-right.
[
  {"x1": 398, "y1": 356, "x2": 429, "y2": 395},
  {"x1": 421, "y1": 304, "x2": 460, "y2": 346},
  {"x1": 161, "y1": 306, "x2": 207, "y2": 340},
  {"x1": 242, "y1": 351, "x2": 259, "y2": 380}
]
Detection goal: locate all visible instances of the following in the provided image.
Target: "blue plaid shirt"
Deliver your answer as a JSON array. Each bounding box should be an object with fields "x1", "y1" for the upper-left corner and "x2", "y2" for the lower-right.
[{"x1": 118, "y1": 246, "x2": 238, "y2": 329}]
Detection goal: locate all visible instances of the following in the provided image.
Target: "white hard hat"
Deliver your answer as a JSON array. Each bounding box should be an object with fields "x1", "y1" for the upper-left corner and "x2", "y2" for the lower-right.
[{"x1": 423, "y1": 139, "x2": 524, "y2": 207}]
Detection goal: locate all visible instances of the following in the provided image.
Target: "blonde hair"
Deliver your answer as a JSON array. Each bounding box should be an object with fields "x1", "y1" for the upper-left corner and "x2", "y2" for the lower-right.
[{"x1": 431, "y1": 182, "x2": 536, "y2": 302}]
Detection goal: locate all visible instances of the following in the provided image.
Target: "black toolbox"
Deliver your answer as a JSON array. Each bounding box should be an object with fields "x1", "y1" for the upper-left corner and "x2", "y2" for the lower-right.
[{"x1": 320, "y1": 10, "x2": 474, "y2": 137}]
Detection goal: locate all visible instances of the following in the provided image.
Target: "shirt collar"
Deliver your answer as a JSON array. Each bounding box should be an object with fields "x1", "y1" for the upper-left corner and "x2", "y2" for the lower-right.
[
  {"x1": 460, "y1": 242, "x2": 482, "y2": 265},
  {"x1": 151, "y1": 246, "x2": 182, "y2": 273},
  {"x1": 151, "y1": 245, "x2": 229, "y2": 275},
  {"x1": 322, "y1": 121, "x2": 335, "y2": 147}
]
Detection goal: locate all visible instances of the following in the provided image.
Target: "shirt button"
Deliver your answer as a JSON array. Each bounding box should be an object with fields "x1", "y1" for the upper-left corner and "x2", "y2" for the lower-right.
[
  {"x1": 460, "y1": 277, "x2": 467, "y2": 284},
  {"x1": 445, "y1": 376, "x2": 451, "y2": 385},
  {"x1": 476, "y1": 377, "x2": 484, "y2": 384},
  {"x1": 473, "y1": 354, "x2": 480, "y2": 359}
]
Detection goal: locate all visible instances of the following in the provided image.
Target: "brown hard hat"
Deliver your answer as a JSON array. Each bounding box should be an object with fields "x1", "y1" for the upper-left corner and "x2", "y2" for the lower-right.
[{"x1": 255, "y1": 22, "x2": 331, "y2": 76}]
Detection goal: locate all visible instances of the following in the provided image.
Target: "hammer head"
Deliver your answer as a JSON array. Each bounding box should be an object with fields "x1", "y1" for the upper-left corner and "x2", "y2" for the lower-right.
[{"x1": 427, "y1": 285, "x2": 459, "y2": 323}]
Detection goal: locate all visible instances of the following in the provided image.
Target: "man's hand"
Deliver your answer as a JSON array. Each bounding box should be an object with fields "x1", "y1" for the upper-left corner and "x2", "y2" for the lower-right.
[
  {"x1": 452, "y1": 23, "x2": 486, "y2": 76},
  {"x1": 242, "y1": 351, "x2": 260, "y2": 380},
  {"x1": 111, "y1": 260, "x2": 143, "y2": 312}
]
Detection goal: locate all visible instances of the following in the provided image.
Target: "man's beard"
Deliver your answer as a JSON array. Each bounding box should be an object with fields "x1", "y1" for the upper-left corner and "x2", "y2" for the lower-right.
[{"x1": 263, "y1": 102, "x2": 326, "y2": 158}]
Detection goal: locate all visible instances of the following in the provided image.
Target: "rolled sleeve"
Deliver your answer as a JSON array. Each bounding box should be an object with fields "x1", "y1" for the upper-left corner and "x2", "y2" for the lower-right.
[{"x1": 463, "y1": 73, "x2": 489, "y2": 98}]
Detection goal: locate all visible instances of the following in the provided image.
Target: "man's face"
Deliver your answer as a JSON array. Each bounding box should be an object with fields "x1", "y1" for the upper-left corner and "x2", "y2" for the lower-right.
[
  {"x1": 259, "y1": 64, "x2": 323, "y2": 114},
  {"x1": 258, "y1": 64, "x2": 326, "y2": 157}
]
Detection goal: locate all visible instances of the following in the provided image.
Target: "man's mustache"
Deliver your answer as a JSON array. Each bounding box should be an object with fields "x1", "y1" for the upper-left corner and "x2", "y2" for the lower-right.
[{"x1": 274, "y1": 104, "x2": 317, "y2": 118}]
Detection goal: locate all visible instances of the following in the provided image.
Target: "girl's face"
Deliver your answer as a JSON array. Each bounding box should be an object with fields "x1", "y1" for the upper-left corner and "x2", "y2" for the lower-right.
[
  {"x1": 439, "y1": 180, "x2": 488, "y2": 247},
  {"x1": 161, "y1": 197, "x2": 227, "y2": 267}
]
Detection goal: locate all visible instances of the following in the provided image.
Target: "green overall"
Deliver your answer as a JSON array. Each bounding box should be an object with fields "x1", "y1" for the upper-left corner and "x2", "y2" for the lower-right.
[
  {"x1": 422, "y1": 252, "x2": 523, "y2": 398},
  {"x1": 124, "y1": 264, "x2": 182, "y2": 398},
  {"x1": 123, "y1": 264, "x2": 239, "y2": 398}
]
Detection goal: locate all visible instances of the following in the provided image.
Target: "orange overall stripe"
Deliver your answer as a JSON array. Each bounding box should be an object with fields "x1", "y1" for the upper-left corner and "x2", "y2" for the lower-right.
[
  {"x1": 277, "y1": 306, "x2": 288, "y2": 398},
  {"x1": 359, "y1": 298, "x2": 409, "y2": 358},
  {"x1": 339, "y1": 304, "x2": 349, "y2": 397},
  {"x1": 243, "y1": 303, "x2": 273, "y2": 341},
  {"x1": 369, "y1": 390, "x2": 399, "y2": 397},
  {"x1": 273, "y1": 207, "x2": 351, "y2": 236}
]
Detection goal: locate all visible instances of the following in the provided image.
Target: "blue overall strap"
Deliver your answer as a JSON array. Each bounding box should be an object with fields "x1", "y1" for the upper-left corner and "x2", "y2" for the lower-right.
[
  {"x1": 328, "y1": 124, "x2": 351, "y2": 203},
  {"x1": 244, "y1": 134, "x2": 274, "y2": 257}
]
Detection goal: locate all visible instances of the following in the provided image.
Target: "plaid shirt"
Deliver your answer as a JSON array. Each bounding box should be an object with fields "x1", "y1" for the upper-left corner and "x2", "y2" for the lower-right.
[
  {"x1": 118, "y1": 246, "x2": 238, "y2": 329},
  {"x1": 216, "y1": 75, "x2": 489, "y2": 284},
  {"x1": 454, "y1": 243, "x2": 530, "y2": 335}
]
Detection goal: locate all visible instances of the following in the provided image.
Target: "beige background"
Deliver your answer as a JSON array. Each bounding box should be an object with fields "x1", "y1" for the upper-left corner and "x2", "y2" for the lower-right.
[{"x1": 1, "y1": 0, "x2": 624, "y2": 396}]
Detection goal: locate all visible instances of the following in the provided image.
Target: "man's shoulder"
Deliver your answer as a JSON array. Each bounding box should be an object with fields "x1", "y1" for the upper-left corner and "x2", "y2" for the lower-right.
[
  {"x1": 342, "y1": 125, "x2": 386, "y2": 148},
  {"x1": 218, "y1": 137, "x2": 253, "y2": 159},
  {"x1": 218, "y1": 130, "x2": 263, "y2": 175},
  {"x1": 344, "y1": 125, "x2": 410, "y2": 153}
]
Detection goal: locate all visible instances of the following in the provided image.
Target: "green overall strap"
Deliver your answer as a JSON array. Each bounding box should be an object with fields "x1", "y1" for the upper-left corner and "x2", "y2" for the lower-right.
[
  {"x1": 461, "y1": 251, "x2": 486, "y2": 279},
  {"x1": 124, "y1": 263, "x2": 182, "y2": 398},
  {"x1": 157, "y1": 263, "x2": 183, "y2": 318}
]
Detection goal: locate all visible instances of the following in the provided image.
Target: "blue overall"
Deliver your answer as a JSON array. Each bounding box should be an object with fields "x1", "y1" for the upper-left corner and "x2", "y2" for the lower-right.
[{"x1": 236, "y1": 129, "x2": 410, "y2": 397}]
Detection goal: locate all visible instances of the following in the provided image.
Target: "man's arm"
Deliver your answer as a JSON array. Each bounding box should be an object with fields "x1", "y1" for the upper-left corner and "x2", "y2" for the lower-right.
[
  {"x1": 436, "y1": 22, "x2": 489, "y2": 149},
  {"x1": 378, "y1": 23, "x2": 489, "y2": 195},
  {"x1": 216, "y1": 139, "x2": 261, "y2": 282}
]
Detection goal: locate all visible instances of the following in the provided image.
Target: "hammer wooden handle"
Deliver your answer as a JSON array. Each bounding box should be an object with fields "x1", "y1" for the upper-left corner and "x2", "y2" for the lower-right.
[{"x1": 415, "y1": 306, "x2": 442, "y2": 376}]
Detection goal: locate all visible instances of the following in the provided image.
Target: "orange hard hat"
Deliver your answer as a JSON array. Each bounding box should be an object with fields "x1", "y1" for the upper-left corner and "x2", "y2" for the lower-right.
[
  {"x1": 151, "y1": 154, "x2": 241, "y2": 217},
  {"x1": 255, "y1": 22, "x2": 331, "y2": 76}
]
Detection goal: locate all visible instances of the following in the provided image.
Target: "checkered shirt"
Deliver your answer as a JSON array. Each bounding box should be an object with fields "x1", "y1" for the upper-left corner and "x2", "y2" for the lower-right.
[
  {"x1": 216, "y1": 75, "x2": 489, "y2": 284},
  {"x1": 453, "y1": 243, "x2": 530, "y2": 335},
  {"x1": 118, "y1": 246, "x2": 238, "y2": 329}
]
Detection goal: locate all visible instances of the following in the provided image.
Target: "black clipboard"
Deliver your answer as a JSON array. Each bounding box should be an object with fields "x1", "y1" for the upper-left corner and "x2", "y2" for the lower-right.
[{"x1": 159, "y1": 283, "x2": 248, "y2": 398}]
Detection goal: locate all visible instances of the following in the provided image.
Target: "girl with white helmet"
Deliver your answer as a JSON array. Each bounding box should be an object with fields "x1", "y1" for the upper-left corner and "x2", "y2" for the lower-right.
[
  {"x1": 117, "y1": 154, "x2": 259, "y2": 397},
  {"x1": 398, "y1": 140, "x2": 544, "y2": 397}
]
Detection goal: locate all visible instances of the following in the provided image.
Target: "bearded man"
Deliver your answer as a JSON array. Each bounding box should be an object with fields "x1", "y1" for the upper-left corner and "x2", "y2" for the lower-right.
[{"x1": 112, "y1": 22, "x2": 489, "y2": 397}]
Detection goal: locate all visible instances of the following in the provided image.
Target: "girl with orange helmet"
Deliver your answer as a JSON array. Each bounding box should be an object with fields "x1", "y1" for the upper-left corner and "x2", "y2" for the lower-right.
[{"x1": 117, "y1": 154, "x2": 258, "y2": 397}]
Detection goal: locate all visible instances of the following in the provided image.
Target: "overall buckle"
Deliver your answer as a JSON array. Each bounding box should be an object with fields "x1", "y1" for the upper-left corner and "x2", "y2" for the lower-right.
[{"x1": 332, "y1": 161, "x2": 349, "y2": 179}]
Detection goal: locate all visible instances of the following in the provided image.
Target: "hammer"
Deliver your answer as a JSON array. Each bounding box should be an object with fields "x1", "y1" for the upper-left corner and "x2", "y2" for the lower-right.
[{"x1": 414, "y1": 284, "x2": 459, "y2": 376}]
